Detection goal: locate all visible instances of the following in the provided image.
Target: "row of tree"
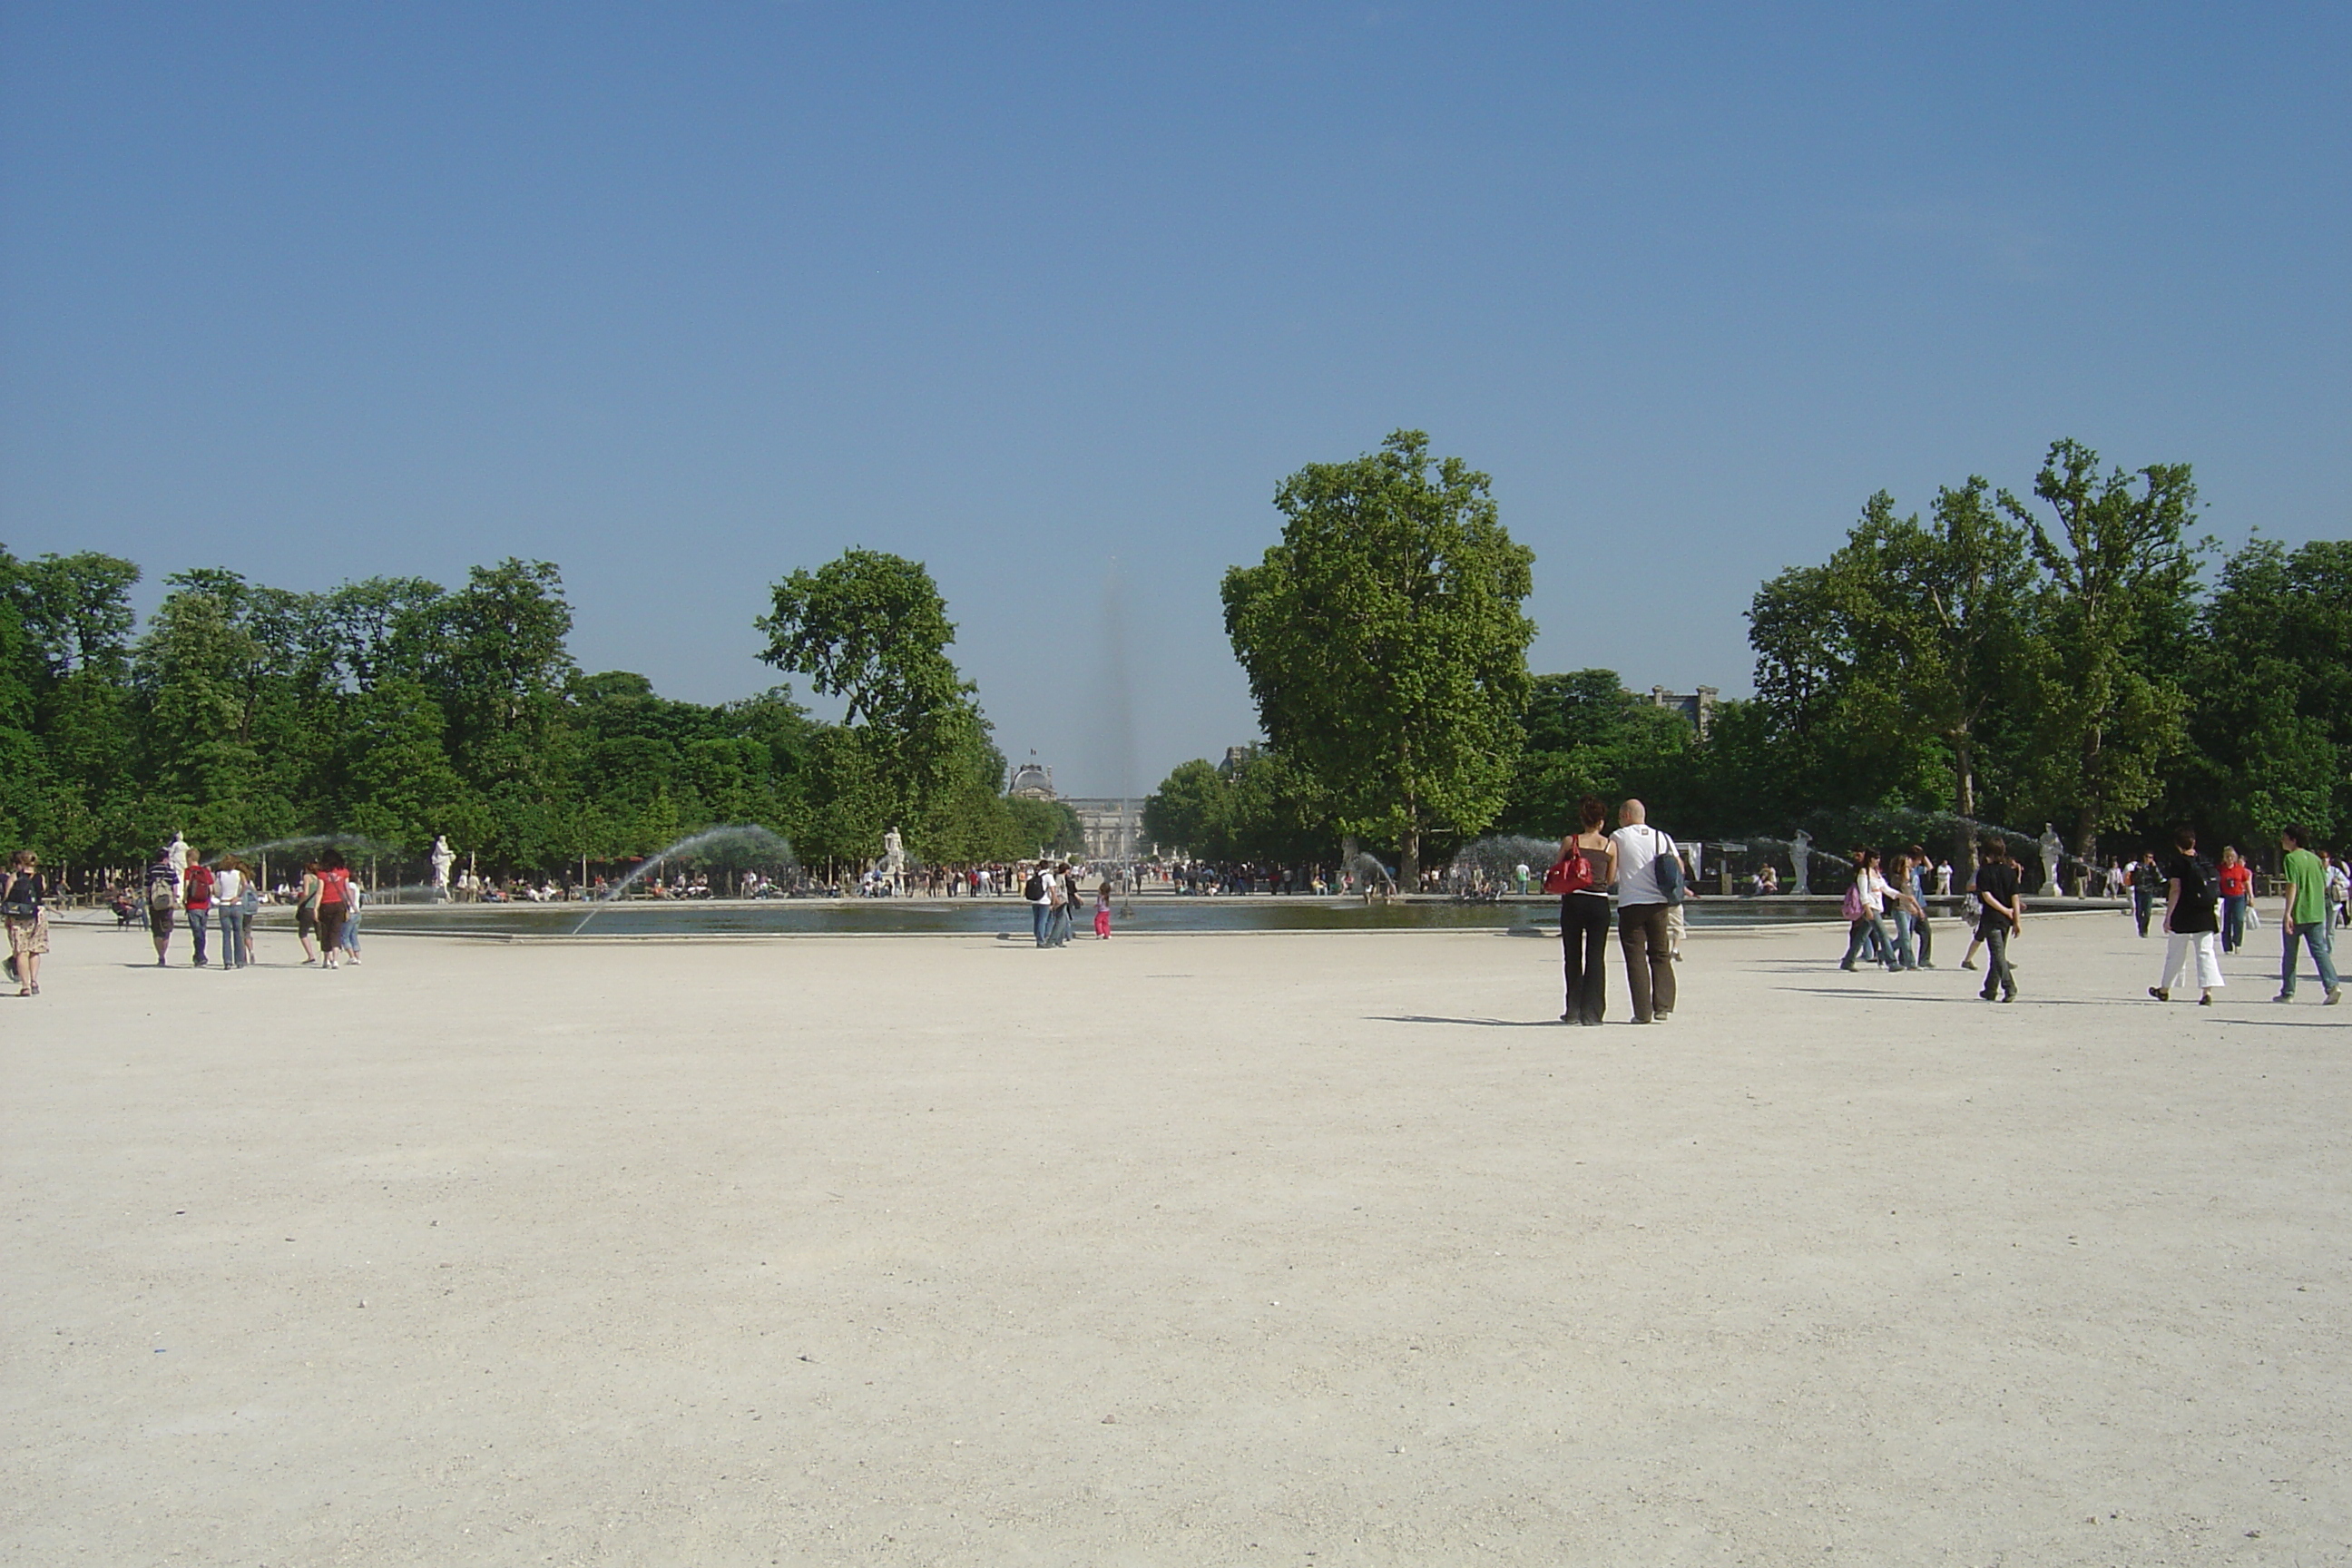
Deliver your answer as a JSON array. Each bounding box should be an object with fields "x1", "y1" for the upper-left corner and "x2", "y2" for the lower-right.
[
  {"x1": 1147, "y1": 432, "x2": 2351, "y2": 876},
  {"x1": 0, "y1": 546, "x2": 1083, "y2": 883}
]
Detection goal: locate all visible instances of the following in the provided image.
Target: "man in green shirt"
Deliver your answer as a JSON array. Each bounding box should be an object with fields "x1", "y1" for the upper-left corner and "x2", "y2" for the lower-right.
[{"x1": 2277, "y1": 826, "x2": 2341, "y2": 1004}]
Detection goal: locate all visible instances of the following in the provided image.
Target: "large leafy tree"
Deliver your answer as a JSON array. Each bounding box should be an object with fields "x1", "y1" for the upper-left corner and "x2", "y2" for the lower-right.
[
  {"x1": 1222, "y1": 430, "x2": 1535, "y2": 882},
  {"x1": 757, "y1": 549, "x2": 989, "y2": 861},
  {"x1": 2175, "y1": 536, "x2": 2352, "y2": 846},
  {"x1": 2001, "y1": 439, "x2": 2205, "y2": 872}
]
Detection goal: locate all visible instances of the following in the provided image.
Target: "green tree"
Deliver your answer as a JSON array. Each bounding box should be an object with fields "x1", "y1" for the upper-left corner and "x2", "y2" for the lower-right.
[
  {"x1": 2176, "y1": 536, "x2": 2352, "y2": 846},
  {"x1": 1142, "y1": 759, "x2": 1230, "y2": 857},
  {"x1": 757, "y1": 549, "x2": 986, "y2": 860},
  {"x1": 1222, "y1": 430, "x2": 1535, "y2": 882},
  {"x1": 2001, "y1": 439, "x2": 2206, "y2": 871}
]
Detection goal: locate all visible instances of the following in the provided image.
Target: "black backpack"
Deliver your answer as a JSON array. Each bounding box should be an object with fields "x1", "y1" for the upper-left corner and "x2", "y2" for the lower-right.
[{"x1": 1023, "y1": 872, "x2": 1045, "y2": 902}]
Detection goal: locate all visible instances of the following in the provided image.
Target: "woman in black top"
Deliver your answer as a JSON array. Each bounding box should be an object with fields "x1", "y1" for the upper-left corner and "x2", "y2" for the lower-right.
[
  {"x1": 1555, "y1": 797, "x2": 1616, "y2": 1025},
  {"x1": 2149, "y1": 826, "x2": 2223, "y2": 1005},
  {"x1": 4, "y1": 848, "x2": 49, "y2": 995}
]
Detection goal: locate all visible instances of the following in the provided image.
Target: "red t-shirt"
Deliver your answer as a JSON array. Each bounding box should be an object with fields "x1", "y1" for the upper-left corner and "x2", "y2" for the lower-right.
[
  {"x1": 181, "y1": 864, "x2": 215, "y2": 910},
  {"x1": 318, "y1": 868, "x2": 352, "y2": 907},
  {"x1": 2217, "y1": 863, "x2": 2252, "y2": 897}
]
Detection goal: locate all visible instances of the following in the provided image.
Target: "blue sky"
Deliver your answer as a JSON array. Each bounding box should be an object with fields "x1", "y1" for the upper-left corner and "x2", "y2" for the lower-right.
[{"x1": 3, "y1": 2, "x2": 2345, "y2": 796}]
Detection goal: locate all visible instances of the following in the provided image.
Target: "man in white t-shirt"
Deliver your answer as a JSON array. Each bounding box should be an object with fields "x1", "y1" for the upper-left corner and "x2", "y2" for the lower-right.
[{"x1": 1611, "y1": 799, "x2": 1681, "y2": 1024}]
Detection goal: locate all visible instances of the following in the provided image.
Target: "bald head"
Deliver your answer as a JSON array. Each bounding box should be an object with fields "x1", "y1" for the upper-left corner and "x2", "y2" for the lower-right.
[{"x1": 1619, "y1": 799, "x2": 1647, "y2": 826}]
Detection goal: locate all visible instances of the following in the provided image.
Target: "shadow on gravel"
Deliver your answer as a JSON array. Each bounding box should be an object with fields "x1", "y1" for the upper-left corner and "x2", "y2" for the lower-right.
[{"x1": 1371, "y1": 1014, "x2": 1570, "y2": 1028}]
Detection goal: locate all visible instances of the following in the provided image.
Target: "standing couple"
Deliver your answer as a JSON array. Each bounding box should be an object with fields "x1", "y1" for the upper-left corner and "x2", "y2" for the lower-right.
[{"x1": 1552, "y1": 797, "x2": 1685, "y2": 1027}]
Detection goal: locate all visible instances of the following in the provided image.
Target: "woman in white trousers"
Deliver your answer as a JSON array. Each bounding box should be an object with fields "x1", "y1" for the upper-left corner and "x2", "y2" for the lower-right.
[{"x1": 2151, "y1": 826, "x2": 2224, "y2": 1006}]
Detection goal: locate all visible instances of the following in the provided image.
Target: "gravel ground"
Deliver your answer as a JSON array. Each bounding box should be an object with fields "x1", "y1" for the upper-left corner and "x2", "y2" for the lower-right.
[{"x1": 5, "y1": 910, "x2": 2347, "y2": 1565}]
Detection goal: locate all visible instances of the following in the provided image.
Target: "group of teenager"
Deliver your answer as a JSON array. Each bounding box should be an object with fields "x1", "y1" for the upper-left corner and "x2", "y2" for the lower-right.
[
  {"x1": 138, "y1": 842, "x2": 364, "y2": 971},
  {"x1": 2136, "y1": 825, "x2": 2342, "y2": 1008},
  {"x1": 1024, "y1": 861, "x2": 1112, "y2": 947}
]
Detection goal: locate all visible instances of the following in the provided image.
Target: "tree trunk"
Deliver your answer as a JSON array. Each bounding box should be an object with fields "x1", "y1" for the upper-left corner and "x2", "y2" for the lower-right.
[
  {"x1": 1955, "y1": 734, "x2": 1979, "y2": 886},
  {"x1": 1398, "y1": 824, "x2": 1420, "y2": 889}
]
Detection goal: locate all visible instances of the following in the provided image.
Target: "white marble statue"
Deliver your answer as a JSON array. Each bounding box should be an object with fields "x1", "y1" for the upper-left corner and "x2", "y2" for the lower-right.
[
  {"x1": 2040, "y1": 823, "x2": 2063, "y2": 897},
  {"x1": 429, "y1": 836, "x2": 456, "y2": 899},
  {"x1": 165, "y1": 830, "x2": 191, "y2": 888},
  {"x1": 1790, "y1": 829, "x2": 1813, "y2": 896}
]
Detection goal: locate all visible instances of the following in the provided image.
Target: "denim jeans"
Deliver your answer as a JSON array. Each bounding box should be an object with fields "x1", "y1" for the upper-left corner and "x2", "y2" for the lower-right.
[
  {"x1": 2221, "y1": 895, "x2": 2246, "y2": 952},
  {"x1": 1897, "y1": 908, "x2": 1932, "y2": 966},
  {"x1": 187, "y1": 907, "x2": 211, "y2": 965},
  {"x1": 1031, "y1": 903, "x2": 1051, "y2": 946},
  {"x1": 1842, "y1": 915, "x2": 1896, "y2": 970},
  {"x1": 215, "y1": 910, "x2": 247, "y2": 967},
  {"x1": 2133, "y1": 890, "x2": 2154, "y2": 936},
  {"x1": 2280, "y1": 920, "x2": 2340, "y2": 998}
]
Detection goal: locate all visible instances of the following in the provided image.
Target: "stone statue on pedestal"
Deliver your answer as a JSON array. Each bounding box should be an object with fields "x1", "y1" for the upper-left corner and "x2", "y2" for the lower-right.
[
  {"x1": 1790, "y1": 829, "x2": 1813, "y2": 896},
  {"x1": 881, "y1": 827, "x2": 908, "y2": 887},
  {"x1": 429, "y1": 836, "x2": 456, "y2": 900},
  {"x1": 165, "y1": 830, "x2": 191, "y2": 888},
  {"x1": 2040, "y1": 824, "x2": 2064, "y2": 897}
]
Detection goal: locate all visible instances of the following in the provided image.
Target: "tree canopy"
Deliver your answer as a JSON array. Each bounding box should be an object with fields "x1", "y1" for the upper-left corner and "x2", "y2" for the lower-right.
[{"x1": 1221, "y1": 430, "x2": 1534, "y2": 880}]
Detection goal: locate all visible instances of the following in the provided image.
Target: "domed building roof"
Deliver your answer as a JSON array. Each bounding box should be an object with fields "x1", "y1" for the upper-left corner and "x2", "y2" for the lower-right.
[{"x1": 1008, "y1": 762, "x2": 1055, "y2": 800}]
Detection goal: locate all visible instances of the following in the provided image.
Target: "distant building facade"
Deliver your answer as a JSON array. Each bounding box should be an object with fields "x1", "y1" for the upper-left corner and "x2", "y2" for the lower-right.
[
  {"x1": 1638, "y1": 684, "x2": 1719, "y2": 738},
  {"x1": 1006, "y1": 760, "x2": 1138, "y2": 860}
]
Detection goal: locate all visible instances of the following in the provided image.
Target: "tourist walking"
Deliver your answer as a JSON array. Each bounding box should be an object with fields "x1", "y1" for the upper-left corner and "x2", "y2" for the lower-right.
[
  {"x1": 2275, "y1": 826, "x2": 2341, "y2": 1004},
  {"x1": 4, "y1": 848, "x2": 49, "y2": 995},
  {"x1": 1973, "y1": 838, "x2": 2024, "y2": 1002},
  {"x1": 2130, "y1": 851, "x2": 2163, "y2": 937},
  {"x1": 343, "y1": 879, "x2": 364, "y2": 963},
  {"x1": 182, "y1": 854, "x2": 216, "y2": 967},
  {"x1": 212, "y1": 857, "x2": 250, "y2": 969},
  {"x1": 2217, "y1": 846, "x2": 2251, "y2": 953},
  {"x1": 1899, "y1": 844, "x2": 1936, "y2": 967},
  {"x1": 1838, "y1": 849, "x2": 1910, "y2": 972},
  {"x1": 295, "y1": 861, "x2": 324, "y2": 963},
  {"x1": 1024, "y1": 862, "x2": 1053, "y2": 946},
  {"x1": 315, "y1": 851, "x2": 354, "y2": 968},
  {"x1": 1093, "y1": 878, "x2": 1112, "y2": 939},
  {"x1": 1550, "y1": 797, "x2": 1614, "y2": 1025},
  {"x1": 145, "y1": 842, "x2": 181, "y2": 965},
  {"x1": 2149, "y1": 827, "x2": 2223, "y2": 1005},
  {"x1": 1610, "y1": 799, "x2": 1681, "y2": 1024}
]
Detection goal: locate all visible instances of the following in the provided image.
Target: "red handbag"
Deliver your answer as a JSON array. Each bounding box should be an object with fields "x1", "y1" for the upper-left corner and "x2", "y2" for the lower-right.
[{"x1": 1543, "y1": 852, "x2": 1595, "y2": 896}]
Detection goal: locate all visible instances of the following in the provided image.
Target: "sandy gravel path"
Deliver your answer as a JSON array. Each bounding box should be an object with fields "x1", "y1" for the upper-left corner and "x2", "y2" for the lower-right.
[{"x1": 5, "y1": 912, "x2": 2347, "y2": 1564}]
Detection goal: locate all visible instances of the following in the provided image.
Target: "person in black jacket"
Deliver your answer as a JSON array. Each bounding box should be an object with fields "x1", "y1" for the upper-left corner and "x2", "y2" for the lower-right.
[
  {"x1": 2149, "y1": 827, "x2": 2224, "y2": 1005},
  {"x1": 4, "y1": 848, "x2": 48, "y2": 995}
]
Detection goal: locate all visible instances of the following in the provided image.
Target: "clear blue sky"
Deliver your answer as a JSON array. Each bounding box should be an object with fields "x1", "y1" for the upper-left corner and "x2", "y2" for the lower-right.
[{"x1": 4, "y1": 3, "x2": 2345, "y2": 797}]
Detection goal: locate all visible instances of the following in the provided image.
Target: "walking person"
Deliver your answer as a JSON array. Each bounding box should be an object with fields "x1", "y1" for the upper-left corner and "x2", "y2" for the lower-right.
[
  {"x1": 240, "y1": 869, "x2": 260, "y2": 965},
  {"x1": 1093, "y1": 878, "x2": 1112, "y2": 939},
  {"x1": 1024, "y1": 862, "x2": 1053, "y2": 946},
  {"x1": 1973, "y1": 838, "x2": 2024, "y2": 1002},
  {"x1": 341, "y1": 878, "x2": 364, "y2": 964},
  {"x1": 2149, "y1": 826, "x2": 2223, "y2": 1005},
  {"x1": 212, "y1": 856, "x2": 250, "y2": 969},
  {"x1": 2130, "y1": 851, "x2": 2163, "y2": 937},
  {"x1": 4, "y1": 848, "x2": 50, "y2": 996},
  {"x1": 1550, "y1": 798, "x2": 1614, "y2": 1025},
  {"x1": 2217, "y1": 846, "x2": 2251, "y2": 953},
  {"x1": 146, "y1": 841, "x2": 181, "y2": 965},
  {"x1": 2275, "y1": 826, "x2": 2342, "y2": 1005},
  {"x1": 314, "y1": 851, "x2": 354, "y2": 970},
  {"x1": 182, "y1": 854, "x2": 216, "y2": 967},
  {"x1": 294, "y1": 861, "x2": 325, "y2": 964},
  {"x1": 1838, "y1": 849, "x2": 1908, "y2": 973},
  {"x1": 1610, "y1": 799, "x2": 1681, "y2": 1024},
  {"x1": 1899, "y1": 844, "x2": 1936, "y2": 968}
]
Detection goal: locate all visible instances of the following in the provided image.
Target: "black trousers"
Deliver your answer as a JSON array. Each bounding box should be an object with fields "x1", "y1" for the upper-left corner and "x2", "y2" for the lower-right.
[
  {"x1": 1560, "y1": 894, "x2": 1611, "y2": 1023},
  {"x1": 1618, "y1": 902, "x2": 1677, "y2": 1021}
]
